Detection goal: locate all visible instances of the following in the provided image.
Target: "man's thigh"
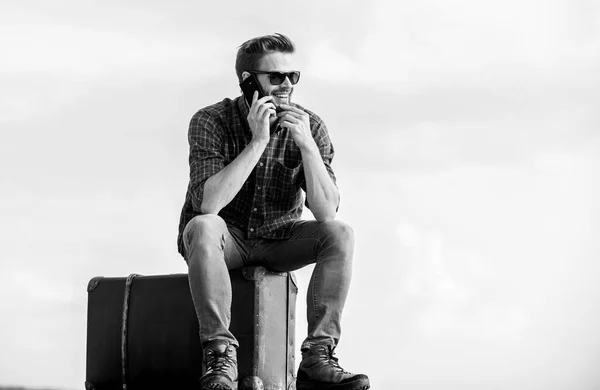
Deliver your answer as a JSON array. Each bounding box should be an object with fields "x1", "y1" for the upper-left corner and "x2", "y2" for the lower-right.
[
  {"x1": 249, "y1": 220, "x2": 328, "y2": 272},
  {"x1": 222, "y1": 224, "x2": 251, "y2": 270}
]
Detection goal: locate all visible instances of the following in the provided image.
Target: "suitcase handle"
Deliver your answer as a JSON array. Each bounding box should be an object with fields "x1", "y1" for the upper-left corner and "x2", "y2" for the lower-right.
[{"x1": 121, "y1": 273, "x2": 140, "y2": 390}]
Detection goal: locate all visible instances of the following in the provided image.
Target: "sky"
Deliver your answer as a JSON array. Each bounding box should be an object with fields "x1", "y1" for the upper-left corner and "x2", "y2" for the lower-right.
[{"x1": 1, "y1": 0, "x2": 599, "y2": 389}]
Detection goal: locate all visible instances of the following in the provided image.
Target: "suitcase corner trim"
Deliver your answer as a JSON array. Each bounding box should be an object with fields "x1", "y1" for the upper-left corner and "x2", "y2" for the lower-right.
[{"x1": 87, "y1": 277, "x2": 104, "y2": 293}]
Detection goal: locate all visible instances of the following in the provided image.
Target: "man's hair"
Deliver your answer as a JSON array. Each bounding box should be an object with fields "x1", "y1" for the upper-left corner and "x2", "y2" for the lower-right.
[{"x1": 235, "y1": 33, "x2": 295, "y2": 83}]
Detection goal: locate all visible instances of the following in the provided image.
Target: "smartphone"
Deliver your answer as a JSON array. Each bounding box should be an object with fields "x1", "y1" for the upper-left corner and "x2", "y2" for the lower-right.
[{"x1": 240, "y1": 74, "x2": 265, "y2": 107}]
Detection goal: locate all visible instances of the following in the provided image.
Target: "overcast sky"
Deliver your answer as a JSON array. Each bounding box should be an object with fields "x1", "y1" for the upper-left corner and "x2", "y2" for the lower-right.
[{"x1": 1, "y1": 1, "x2": 599, "y2": 389}]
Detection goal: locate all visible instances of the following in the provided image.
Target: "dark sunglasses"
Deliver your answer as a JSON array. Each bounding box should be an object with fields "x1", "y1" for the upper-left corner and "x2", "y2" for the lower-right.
[{"x1": 250, "y1": 70, "x2": 301, "y2": 85}]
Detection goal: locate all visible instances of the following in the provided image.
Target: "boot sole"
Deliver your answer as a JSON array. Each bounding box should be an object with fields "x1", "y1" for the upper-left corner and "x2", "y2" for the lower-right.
[
  {"x1": 296, "y1": 377, "x2": 370, "y2": 390},
  {"x1": 202, "y1": 385, "x2": 234, "y2": 390},
  {"x1": 200, "y1": 379, "x2": 236, "y2": 390},
  {"x1": 202, "y1": 384, "x2": 235, "y2": 390}
]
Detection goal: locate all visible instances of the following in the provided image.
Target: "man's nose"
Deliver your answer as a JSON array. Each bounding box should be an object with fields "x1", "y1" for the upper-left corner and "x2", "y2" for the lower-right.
[{"x1": 281, "y1": 76, "x2": 293, "y2": 88}]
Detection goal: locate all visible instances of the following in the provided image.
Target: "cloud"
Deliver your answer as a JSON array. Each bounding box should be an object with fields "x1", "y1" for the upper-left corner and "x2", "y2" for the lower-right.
[
  {"x1": 303, "y1": 0, "x2": 600, "y2": 87},
  {"x1": 1, "y1": 23, "x2": 227, "y2": 78},
  {"x1": 0, "y1": 3, "x2": 233, "y2": 81},
  {"x1": 9, "y1": 269, "x2": 78, "y2": 304},
  {"x1": 393, "y1": 224, "x2": 531, "y2": 341}
]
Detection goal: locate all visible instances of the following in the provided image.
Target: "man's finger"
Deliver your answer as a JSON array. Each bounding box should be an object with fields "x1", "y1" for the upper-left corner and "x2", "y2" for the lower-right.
[
  {"x1": 276, "y1": 110, "x2": 303, "y2": 120},
  {"x1": 252, "y1": 98, "x2": 274, "y2": 116},
  {"x1": 256, "y1": 104, "x2": 272, "y2": 118},
  {"x1": 279, "y1": 120, "x2": 295, "y2": 130},
  {"x1": 277, "y1": 109, "x2": 308, "y2": 122},
  {"x1": 278, "y1": 114, "x2": 299, "y2": 124},
  {"x1": 278, "y1": 103, "x2": 306, "y2": 115},
  {"x1": 257, "y1": 95, "x2": 274, "y2": 105}
]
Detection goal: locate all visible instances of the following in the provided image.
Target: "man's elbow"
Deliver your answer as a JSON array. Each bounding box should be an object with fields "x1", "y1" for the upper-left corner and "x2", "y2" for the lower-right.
[
  {"x1": 315, "y1": 215, "x2": 337, "y2": 223},
  {"x1": 200, "y1": 199, "x2": 221, "y2": 215},
  {"x1": 313, "y1": 208, "x2": 338, "y2": 222},
  {"x1": 198, "y1": 180, "x2": 223, "y2": 215}
]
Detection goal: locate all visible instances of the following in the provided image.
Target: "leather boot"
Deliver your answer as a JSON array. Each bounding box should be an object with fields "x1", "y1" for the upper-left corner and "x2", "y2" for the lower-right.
[
  {"x1": 296, "y1": 344, "x2": 370, "y2": 390},
  {"x1": 200, "y1": 340, "x2": 237, "y2": 390}
]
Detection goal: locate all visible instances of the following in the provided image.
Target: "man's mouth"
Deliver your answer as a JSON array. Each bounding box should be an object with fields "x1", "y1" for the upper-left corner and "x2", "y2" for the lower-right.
[{"x1": 272, "y1": 91, "x2": 291, "y2": 101}]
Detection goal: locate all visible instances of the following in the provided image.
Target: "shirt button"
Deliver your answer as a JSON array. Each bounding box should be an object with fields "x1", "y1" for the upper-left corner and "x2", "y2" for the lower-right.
[
  {"x1": 249, "y1": 228, "x2": 254, "y2": 232},
  {"x1": 259, "y1": 162, "x2": 264, "y2": 167},
  {"x1": 253, "y1": 208, "x2": 257, "y2": 212},
  {"x1": 257, "y1": 186, "x2": 262, "y2": 190}
]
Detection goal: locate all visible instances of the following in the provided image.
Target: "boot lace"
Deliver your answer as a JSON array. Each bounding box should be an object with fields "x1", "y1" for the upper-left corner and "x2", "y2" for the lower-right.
[
  {"x1": 326, "y1": 346, "x2": 352, "y2": 375},
  {"x1": 205, "y1": 349, "x2": 235, "y2": 375}
]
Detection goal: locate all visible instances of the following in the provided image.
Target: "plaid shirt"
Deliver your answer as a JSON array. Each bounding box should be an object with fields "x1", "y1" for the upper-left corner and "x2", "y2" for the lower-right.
[{"x1": 177, "y1": 96, "x2": 337, "y2": 256}]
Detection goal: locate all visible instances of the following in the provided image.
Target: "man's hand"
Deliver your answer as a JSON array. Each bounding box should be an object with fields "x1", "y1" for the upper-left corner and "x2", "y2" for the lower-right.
[
  {"x1": 277, "y1": 103, "x2": 316, "y2": 151},
  {"x1": 247, "y1": 91, "x2": 276, "y2": 144}
]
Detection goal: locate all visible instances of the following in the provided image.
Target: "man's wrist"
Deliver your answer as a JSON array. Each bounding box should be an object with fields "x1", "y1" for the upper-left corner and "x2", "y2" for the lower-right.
[
  {"x1": 298, "y1": 138, "x2": 319, "y2": 155},
  {"x1": 249, "y1": 136, "x2": 270, "y2": 150}
]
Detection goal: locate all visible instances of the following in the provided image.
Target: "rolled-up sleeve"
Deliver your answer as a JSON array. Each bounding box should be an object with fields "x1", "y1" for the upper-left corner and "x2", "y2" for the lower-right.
[
  {"x1": 188, "y1": 111, "x2": 224, "y2": 213},
  {"x1": 315, "y1": 123, "x2": 337, "y2": 187}
]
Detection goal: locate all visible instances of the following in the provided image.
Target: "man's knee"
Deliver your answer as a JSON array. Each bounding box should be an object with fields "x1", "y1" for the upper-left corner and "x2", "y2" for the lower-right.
[
  {"x1": 184, "y1": 214, "x2": 227, "y2": 248},
  {"x1": 319, "y1": 220, "x2": 355, "y2": 253}
]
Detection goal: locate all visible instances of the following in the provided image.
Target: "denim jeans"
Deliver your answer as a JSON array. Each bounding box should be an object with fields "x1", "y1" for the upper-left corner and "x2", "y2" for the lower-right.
[{"x1": 182, "y1": 214, "x2": 354, "y2": 351}]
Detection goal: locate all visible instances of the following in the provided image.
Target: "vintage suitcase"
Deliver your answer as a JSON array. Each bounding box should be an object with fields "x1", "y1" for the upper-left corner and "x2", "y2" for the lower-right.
[{"x1": 85, "y1": 266, "x2": 298, "y2": 390}]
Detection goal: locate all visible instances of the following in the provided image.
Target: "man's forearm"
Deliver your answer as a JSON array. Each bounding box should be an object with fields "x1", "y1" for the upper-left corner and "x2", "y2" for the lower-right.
[
  {"x1": 301, "y1": 143, "x2": 339, "y2": 221},
  {"x1": 200, "y1": 139, "x2": 268, "y2": 214}
]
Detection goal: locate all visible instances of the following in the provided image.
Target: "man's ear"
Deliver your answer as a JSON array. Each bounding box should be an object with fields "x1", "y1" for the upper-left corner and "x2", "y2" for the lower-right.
[{"x1": 241, "y1": 71, "x2": 250, "y2": 81}]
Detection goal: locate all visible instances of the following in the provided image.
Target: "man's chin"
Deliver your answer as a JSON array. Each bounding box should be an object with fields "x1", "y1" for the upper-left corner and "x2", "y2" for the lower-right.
[{"x1": 273, "y1": 96, "x2": 291, "y2": 108}]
